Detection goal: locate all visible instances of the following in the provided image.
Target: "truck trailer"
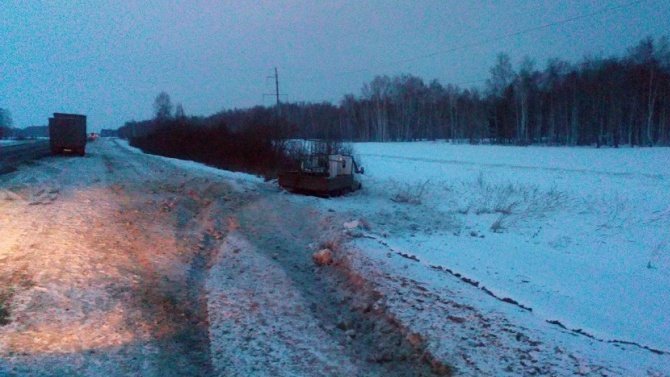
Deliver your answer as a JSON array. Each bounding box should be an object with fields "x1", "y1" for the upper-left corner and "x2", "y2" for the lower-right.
[
  {"x1": 49, "y1": 113, "x2": 87, "y2": 156},
  {"x1": 278, "y1": 154, "x2": 363, "y2": 197}
]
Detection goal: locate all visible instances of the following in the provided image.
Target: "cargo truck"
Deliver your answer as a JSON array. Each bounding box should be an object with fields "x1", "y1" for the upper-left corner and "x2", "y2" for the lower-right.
[{"x1": 49, "y1": 113, "x2": 87, "y2": 156}]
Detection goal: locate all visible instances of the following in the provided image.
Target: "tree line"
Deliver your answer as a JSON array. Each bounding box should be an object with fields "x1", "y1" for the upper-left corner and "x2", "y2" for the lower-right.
[
  {"x1": 283, "y1": 36, "x2": 670, "y2": 146},
  {"x1": 119, "y1": 36, "x2": 669, "y2": 149}
]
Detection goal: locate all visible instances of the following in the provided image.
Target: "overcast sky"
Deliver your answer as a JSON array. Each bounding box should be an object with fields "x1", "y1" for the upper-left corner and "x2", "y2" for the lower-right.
[{"x1": 2, "y1": 0, "x2": 669, "y2": 131}]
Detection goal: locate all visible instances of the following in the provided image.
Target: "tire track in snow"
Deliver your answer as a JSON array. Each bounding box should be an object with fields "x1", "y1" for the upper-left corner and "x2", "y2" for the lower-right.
[{"x1": 207, "y1": 195, "x2": 449, "y2": 376}]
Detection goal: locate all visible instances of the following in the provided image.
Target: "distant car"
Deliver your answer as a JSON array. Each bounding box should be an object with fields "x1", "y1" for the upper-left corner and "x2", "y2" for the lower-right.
[{"x1": 87, "y1": 132, "x2": 99, "y2": 142}]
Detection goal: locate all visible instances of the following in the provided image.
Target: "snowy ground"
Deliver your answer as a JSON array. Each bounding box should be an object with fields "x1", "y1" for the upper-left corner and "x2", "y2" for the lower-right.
[
  {"x1": 0, "y1": 140, "x2": 26, "y2": 147},
  {"x1": 2, "y1": 139, "x2": 668, "y2": 376},
  {"x1": 0, "y1": 139, "x2": 444, "y2": 376},
  {"x1": 289, "y1": 141, "x2": 670, "y2": 375}
]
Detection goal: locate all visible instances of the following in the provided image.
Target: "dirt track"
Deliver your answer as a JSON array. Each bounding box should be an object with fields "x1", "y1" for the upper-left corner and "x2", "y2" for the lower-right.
[{"x1": 0, "y1": 139, "x2": 442, "y2": 376}]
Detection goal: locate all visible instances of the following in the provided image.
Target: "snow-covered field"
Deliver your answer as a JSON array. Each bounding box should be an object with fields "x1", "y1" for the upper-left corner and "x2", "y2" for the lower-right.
[{"x1": 305, "y1": 142, "x2": 670, "y2": 373}]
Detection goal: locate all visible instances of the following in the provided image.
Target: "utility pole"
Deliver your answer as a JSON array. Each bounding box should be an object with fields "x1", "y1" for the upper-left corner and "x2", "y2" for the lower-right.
[
  {"x1": 264, "y1": 67, "x2": 286, "y2": 117},
  {"x1": 263, "y1": 67, "x2": 286, "y2": 133},
  {"x1": 274, "y1": 67, "x2": 280, "y2": 108},
  {"x1": 263, "y1": 67, "x2": 286, "y2": 117}
]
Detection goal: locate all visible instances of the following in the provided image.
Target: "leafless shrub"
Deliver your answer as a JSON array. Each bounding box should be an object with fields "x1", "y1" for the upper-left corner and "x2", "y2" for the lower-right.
[
  {"x1": 472, "y1": 182, "x2": 520, "y2": 215},
  {"x1": 454, "y1": 173, "x2": 568, "y2": 232},
  {"x1": 358, "y1": 218, "x2": 372, "y2": 231},
  {"x1": 390, "y1": 180, "x2": 431, "y2": 205},
  {"x1": 490, "y1": 215, "x2": 506, "y2": 233},
  {"x1": 456, "y1": 206, "x2": 470, "y2": 214},
  {"x1": 595, "y1": 194, "x2": 628, "y2": 231},
  {"x1": 648, "y1": 241, "x2": 669, "y2": 273},
  {"x1": 476, "y1": 171, "x2": 485, "y2": 188},
  {"x1": 495, "y1": 200, "x2": 519, "y2": 215},
  {"x1": 470, "y1": 176, "x2": 565, "y2": 216}
]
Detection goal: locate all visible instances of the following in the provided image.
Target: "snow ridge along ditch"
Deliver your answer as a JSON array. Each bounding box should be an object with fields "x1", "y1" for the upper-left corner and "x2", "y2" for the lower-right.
[{"x1": 359, "y1": 233, "x2": 534, "y2": 312}]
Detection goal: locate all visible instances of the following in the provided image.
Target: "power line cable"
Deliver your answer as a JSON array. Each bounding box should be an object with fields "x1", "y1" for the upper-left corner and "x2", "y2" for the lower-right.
[
  {"x1": 275, "y1": 1, "x2": 554, "y2": 51},
  {"x1": 392, "y1": 0, "x2": 649, "y2": 66},
  {"x1": 285, "y1": 0, "x2": 648, "y2": 82},
  {"x1": 236, "y1": 0, "x2": 652, "y2": 106}
]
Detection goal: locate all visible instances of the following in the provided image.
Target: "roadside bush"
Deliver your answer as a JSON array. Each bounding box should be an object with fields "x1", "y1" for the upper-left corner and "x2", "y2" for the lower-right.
[
  {"x1": 448, "y1": 173, "x2": 567, "y2": 232},
  {"x1": 489, "y1": 215, "x2": 506, "y2": 233},
  {"x1": 465, "y1": 173, "x2": 565, "y2": 216},
  {"x1": 390, "y1": 180, "x2": 431, "y2": 205},
  {"x1": 128, "y1": 110, "x2": 297, "y2": 178}
]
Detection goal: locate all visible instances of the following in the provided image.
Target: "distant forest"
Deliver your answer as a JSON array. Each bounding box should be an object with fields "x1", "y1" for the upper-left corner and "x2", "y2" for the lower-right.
[{"x1": 119, "y1": 36, "x2": 669, "y2": 147}]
